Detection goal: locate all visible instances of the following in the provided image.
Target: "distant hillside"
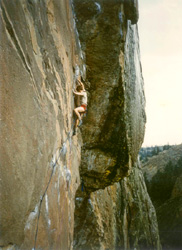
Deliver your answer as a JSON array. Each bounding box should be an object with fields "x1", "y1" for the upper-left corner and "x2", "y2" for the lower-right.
[
  {"x1": 139, "y1": 144, "x2": 172, "y2": 163},
  {"x1": 142, "y1": 144, "x2": 182, "y2": 181}
]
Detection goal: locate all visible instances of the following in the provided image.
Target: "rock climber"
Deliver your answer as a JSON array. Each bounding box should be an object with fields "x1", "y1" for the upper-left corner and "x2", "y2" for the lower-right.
[{"x1": 73, "y1": 78, "x2": 87, "y2": 135}]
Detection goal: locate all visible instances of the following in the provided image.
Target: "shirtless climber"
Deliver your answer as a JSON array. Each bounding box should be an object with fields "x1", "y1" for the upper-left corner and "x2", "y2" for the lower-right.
[{"x1": 73, "y1": 78, "x2": 87, "y2": 135}]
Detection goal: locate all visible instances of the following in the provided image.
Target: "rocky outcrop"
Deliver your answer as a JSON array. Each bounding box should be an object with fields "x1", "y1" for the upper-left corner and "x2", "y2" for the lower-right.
[
  {"x1": 74, "y1": 0, "x2": 146, "y2": 192},
  {"x1": 142, "y1": 144, "x2": 182, "y2": 250},
  {"x1": 72, "y1": 2, "x2": 160, "y2": 249},
  {"x1": 118, "y1": 163, "x2": 161, "y2": 250},
  {"x1": 124, "y1": 0, "x2": 139, "y2": 24},
  {"x1": 0, "y1": 0, "x2": 159, "y2": 249},
  {"x1": 74, "y1": 162, "x2": 161, "y2": 250}
]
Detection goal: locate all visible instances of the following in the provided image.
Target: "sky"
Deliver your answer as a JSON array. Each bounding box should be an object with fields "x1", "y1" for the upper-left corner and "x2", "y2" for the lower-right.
[{"x1": 138, "y1": 0, "x2": 182, "y2": 146}]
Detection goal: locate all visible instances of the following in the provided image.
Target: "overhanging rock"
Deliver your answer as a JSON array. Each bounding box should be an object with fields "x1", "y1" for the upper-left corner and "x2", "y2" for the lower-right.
[{"x1": 73, "y1": 0, "x2": 146, "y2": 192}]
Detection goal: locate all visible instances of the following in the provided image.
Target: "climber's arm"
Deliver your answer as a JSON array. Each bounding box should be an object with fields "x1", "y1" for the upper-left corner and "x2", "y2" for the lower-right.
[
  {"x1": 73, "y1": 90, "x2": 84, "y2": 96},
  {"x1": 77, "y1": 79, "x2": 85, "y2": 90}
]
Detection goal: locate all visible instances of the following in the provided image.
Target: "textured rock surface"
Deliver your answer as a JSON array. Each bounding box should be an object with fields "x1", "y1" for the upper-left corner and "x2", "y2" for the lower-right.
[
  {"x1": 156, "y1": 196, "x2": 182, "y2": 250},
  {"x1": 74, "y1": 163, "x2": 161, "y2": 250},
  {"x1": 0, "y1": 0, "x2": 82, "y2": 248},
  {"x1": 171, "y1": 174, "x2": 182, "y2": 198},
  {"x1": 142, "y1": 144, "x2": 182, "y2": 250},
  {"x1": 118, "y1": 163, "x2": 161, "y2": 250},
  {"x1": 0, "y1": 0, "x2": 159, "y2": 250},
  {"x1": 124, "y1": 0, "x2": 139, "y2": 24},
  {"x1": 74, "y1": 0, "x2": 146, "y2": 192}
]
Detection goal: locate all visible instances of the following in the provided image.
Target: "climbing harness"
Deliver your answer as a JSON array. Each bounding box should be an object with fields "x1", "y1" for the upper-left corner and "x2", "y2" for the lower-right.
[{"x1": 33, "y1": 126, "x2": 74, "y2": 250}]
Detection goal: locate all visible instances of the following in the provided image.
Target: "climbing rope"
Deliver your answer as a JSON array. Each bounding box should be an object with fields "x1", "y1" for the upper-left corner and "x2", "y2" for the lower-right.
[{"x1": 33, "y1": 126, "x2": 74, "y2": 250}]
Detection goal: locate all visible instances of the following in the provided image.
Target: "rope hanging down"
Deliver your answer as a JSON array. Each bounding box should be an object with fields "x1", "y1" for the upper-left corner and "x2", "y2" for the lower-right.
[{"x1": 33, "y1": 127, "x2": 73, "y2": 250}]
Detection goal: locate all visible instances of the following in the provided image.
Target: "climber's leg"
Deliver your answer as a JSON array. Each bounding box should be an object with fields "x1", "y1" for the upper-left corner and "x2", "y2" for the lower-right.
[
  {"x1": 73, "y1": 107, "x2": 85, "y2": 136},
  {"x1": 75, "y1": 117, "x2": 79, "y2": 127},
  {"x1": 74, "y1": 106, "x2": 85, "y2": 121}
]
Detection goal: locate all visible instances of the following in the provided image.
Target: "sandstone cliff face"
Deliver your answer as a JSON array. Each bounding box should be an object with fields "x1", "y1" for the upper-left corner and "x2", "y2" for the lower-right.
[
  {"x1": 0, "y1": 0, "x2": 82, "y2": 249},
  {"x1": 142, "y1": 144, "x2": 182, "y2": 250},
  {"x1": 0, "y1": 0, "x2": 160, "y2": 249}
]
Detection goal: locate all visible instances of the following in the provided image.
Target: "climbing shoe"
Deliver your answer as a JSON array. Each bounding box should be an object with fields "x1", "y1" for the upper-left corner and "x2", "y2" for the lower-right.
[
  {"x1": 73, "y1": 127, "x2": 76, "y2": 136},
  {"x1": 78, "y1": 119, "x2": 82, "y2": 127}
]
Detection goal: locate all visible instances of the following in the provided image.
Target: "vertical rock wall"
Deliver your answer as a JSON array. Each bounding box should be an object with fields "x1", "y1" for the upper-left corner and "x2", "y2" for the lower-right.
[
  {"x1": 117, "y1": 163, "x2": 161, "y2": 250},
  {"x1": 0, "y1": 0, "x2": 83, "y2": 249}
]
